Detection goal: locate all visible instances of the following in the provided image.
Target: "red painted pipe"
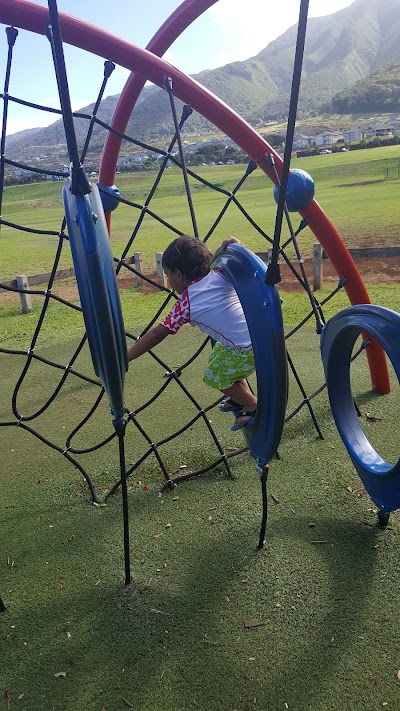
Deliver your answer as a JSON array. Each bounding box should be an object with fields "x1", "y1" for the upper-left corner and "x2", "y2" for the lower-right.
[{"x1": 99, "y1": 0, "x2": 218, "y2": 190}]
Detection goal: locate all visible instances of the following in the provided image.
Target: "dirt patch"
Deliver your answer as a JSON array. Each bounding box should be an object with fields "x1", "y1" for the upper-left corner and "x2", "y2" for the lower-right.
[
  {"x1": 0, "y1": 258, "x2": 399, "y2": 305},
  {"x1": 336, "y1": 180, "x2": 384, "y2": 188},
  {"x1": 279, "y1": 255, "x2": 400, "y2": 293}
]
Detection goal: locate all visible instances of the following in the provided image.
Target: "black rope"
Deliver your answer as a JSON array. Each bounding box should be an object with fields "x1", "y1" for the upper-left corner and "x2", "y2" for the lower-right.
[
  {"x1": 164, "y1": 77, "x2": 199, "y2": 238},
  {"x1": 46, "y1": 0, "x2": 91, "y2": 196},
  {"x1": 115, "y1": 103, "x2": 196, "y2": 274},
  {"x1": 286, "y1": 349, "x2": 324, "y2": 439},
  {"x1": 80, "y1": 60, "x2": 115, "y2": 164},
  {"x1": 266, "y1": 0, "x2": 310, "y2": 285},
  {"x1": 114, "y1": 420, "x2": 131, "y2": 586},
  {"x1": 258, "y1": 467, "x2": 269, "y2": 549}
]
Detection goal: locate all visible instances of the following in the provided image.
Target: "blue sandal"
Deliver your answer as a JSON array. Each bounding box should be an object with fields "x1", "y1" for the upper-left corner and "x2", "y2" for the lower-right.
[
  {"x1": 231, "y1": 408, "x2": 257, "y2": 431},
  {"x1": 218, "y1": 397, "x2": 242, "y2": 413}
]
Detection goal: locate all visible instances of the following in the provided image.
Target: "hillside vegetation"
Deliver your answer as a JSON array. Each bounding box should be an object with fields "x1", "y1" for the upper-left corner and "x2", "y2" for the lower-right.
[{"x1": 332, "y1": 58, "x2": 400, "y2": 112}]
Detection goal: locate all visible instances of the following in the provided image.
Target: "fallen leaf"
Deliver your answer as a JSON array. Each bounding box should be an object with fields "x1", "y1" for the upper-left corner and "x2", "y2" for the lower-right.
[
  {"x1": 270, "y1": 492, "x2": 279, "y2": 504},
  {"x1": 54, "y1": 671, "x2": 66, "y2": 678},
  {"x1": 244, "y1": 619, "x2": 264, "y2": 629},
  {"x1": 122, "y1": 698, "x2": 134, "y2": 708},
  {"x1": 396, "y1": 669, "x2": 400, "y2": 682},
  {"x1": 365, "y1": 411, "x2": 383, "y2": 422},
  {"x1": 150, "y1": 608, "x2": 169, "y2": 616},
  {"x1": 346, "y1": 486, "x2": 353, "y2": 493},
  {"x1": 360, "y1": 519, "x2": 373, "y2": 527}
]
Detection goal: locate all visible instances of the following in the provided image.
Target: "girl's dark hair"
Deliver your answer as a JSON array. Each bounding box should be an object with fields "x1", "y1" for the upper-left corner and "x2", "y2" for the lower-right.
[{"x1": 162, "y1": 235, "x2": 211, "y2": 280}]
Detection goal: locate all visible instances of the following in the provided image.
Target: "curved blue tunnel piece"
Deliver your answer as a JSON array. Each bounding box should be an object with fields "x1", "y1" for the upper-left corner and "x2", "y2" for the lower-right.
[
  {"x1": 63, "y1": 181, "x2": 128, "y2": 423},
  {"x1": 212, "y1": 244, "x2": 288, "y2": 469},
  {"x1": 320, "y1": 304, "x2": 400, "y2": 512}
]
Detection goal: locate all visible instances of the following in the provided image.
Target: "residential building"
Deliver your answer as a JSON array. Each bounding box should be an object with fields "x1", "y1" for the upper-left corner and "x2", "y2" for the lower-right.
[
  {"x1": 314, "y1": 131, "x2": 343, "y2": 147},
  {"x1": 343, "y1": 127, "x2": 366, "y2": 143},
  {"x1": 293, "y1": 133, "x2": 313, "y2": 149},
  {"x1": 364, "y1": 123, "x2": 394, "y2": 138}
]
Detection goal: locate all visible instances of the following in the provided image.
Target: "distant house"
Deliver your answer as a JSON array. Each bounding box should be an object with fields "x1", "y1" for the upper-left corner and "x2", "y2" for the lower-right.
[
  {"x1": 314, "y1": 131, "x2": 343, "y2": 147},
  {"x1": 132, "y1": 153, "x2": 147, "y2": 162},
  {"x1": 365, "y1": 123, "x2": 394, "y2": 138},
  {"x1": 293, "y1": 133, "x2": 313, "y2": 149},
  {"x1": 343, "y1": 127, "x2": 366, "y2": 143}
]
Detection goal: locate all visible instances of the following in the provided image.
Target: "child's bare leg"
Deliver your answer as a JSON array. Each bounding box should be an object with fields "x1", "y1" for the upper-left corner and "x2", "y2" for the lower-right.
[{"x1": 223, "y1": 379, "x2": 257, "y2": 425}]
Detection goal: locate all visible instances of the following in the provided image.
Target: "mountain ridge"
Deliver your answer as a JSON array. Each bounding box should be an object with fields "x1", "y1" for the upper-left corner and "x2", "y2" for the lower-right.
[{"x1": 5, "y1": 0, "x2": 400, "y2": 163}]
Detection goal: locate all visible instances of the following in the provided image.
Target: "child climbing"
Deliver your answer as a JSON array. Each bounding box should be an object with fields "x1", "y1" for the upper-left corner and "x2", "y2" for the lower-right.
[{"x1": 127, "y1": 235, "x2": 256, "y2": 430}]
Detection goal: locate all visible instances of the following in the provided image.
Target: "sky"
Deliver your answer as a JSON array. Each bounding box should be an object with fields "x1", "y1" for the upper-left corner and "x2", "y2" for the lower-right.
[{"x1": 1, "y1": 0, "x2": 355, "y2": 136}]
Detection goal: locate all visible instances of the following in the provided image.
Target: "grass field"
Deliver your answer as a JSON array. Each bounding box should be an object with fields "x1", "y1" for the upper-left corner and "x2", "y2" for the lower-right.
[
  {"x1": 1, "y1": 144, "x2": 400, "y2": 280},
  {"x1": 1, "y1": 145, "x2": 400, "y2": 711}
]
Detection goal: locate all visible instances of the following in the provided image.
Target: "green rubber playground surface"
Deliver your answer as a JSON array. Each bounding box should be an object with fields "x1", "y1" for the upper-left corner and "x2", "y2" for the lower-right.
[
  {"x1": 1, "y1": 149, "x2": 399, "y2": 710},
  {"x1": 1, "y1": 307, "x2": 399, "y2": 711}
]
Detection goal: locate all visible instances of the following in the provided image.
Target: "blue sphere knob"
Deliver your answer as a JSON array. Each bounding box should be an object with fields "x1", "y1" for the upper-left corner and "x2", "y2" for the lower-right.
[
  {"x1": 273, "y1": 169, "x2": 315, "y2": 212},
  {"x1": 97, "y1": 183, "x2": 120, "y2": 213}
]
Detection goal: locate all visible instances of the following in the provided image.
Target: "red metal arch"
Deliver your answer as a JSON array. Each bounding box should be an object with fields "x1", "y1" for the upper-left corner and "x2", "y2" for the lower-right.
[
  {"x1": 0, "y1": 0, "x2": 390, "y2": 393},
  {"x1": 99, "y1": 0, "x2": 218, "y2": 189}
]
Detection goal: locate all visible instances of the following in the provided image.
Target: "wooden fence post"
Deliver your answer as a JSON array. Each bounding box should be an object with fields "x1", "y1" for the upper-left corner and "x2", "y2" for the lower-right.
[
  {"x1": 16, "y1": 274, "x2": 32, "y2": 313},
  {"x1": 156, "y1": 252, "x2": 168, "y2": 288},
  {"x1": 134, "y1": 252, "x2": 142, "y2": 287},
  {"x1": 312, "y1": 244, "x2": 323, "y2": 291}
]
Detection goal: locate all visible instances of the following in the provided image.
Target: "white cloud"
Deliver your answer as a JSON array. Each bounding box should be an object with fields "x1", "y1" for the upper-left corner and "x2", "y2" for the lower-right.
[
  {"x1": 208, "y1": 0, "x2": 354, "y2": 63},
  {"x1": 6, "y1": 115, "x2": 57, "y2": 136},
  {"x1": 209, "y1": 0, "x2": 299, "y2": 61}
]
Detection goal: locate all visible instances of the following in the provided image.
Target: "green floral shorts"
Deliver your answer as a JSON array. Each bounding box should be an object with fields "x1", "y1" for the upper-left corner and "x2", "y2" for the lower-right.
[{"x1": 203, "y1": 342, "x2": 255, "y2": 390}]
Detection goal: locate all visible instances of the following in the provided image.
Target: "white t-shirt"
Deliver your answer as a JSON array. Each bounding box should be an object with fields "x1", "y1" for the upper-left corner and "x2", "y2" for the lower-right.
[{"x1": 161, "y1": 270, "x2": 251, "y2": 349}]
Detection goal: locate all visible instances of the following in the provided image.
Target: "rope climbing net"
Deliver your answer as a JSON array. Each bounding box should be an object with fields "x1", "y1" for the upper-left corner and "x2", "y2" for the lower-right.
[{"x1": 0, "y1": 0, "x2": 385, "y2": 509}]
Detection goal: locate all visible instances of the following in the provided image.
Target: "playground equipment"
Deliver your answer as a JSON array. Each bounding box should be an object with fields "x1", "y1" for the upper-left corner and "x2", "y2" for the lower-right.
[{"x1": 0, "y1": 0, "x2": 398, "y2": 594}]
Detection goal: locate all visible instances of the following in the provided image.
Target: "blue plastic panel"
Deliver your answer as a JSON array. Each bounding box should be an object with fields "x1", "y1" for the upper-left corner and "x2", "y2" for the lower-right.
[
  {"x1": 63, "y1": 181, "x2": 128, "y2": 422},
  {"x1": 320, "y1": 304, "x2": 400, "y2": 512},
  {"x1": 212, "y1": 244, "x2": 288, "y2": 469}
]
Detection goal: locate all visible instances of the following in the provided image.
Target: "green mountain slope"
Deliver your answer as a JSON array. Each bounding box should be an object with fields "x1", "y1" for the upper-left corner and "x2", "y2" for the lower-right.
[
  {"x1": 331, "y1": 57, "x2": 400, "y2": 112},
  {"x1": 5, "y1": 0, "x2": 400, "y2": 160}
]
